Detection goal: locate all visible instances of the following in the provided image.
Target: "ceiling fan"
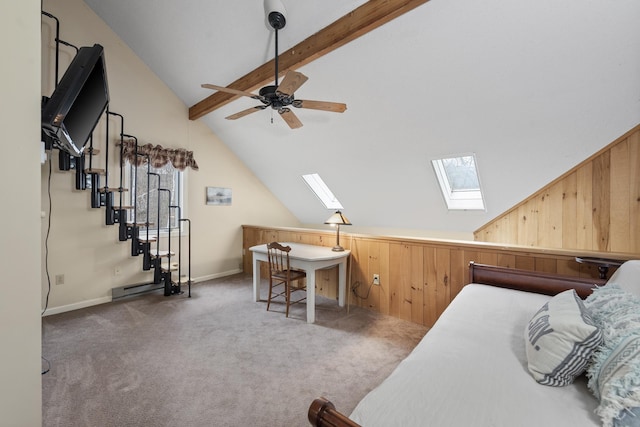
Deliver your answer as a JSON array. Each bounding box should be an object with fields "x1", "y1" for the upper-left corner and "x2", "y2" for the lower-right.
[{"x1": 201, "y1": 0, "x2": 347, "y2": 129}]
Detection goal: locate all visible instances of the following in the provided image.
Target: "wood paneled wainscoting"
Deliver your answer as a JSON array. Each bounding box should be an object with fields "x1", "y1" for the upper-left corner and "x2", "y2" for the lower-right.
[
  {"x1": 243, "y1": 225, "x2": 638, "y2": 327},
  {"x1": 474, "y1": 124, "x2": 640, "y2": 253}
]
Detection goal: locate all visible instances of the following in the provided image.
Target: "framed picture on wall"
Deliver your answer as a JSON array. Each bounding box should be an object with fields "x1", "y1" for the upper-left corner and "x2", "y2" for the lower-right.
[{"x1": 206, "y1": 187, "x2": 232, "y2": 206}]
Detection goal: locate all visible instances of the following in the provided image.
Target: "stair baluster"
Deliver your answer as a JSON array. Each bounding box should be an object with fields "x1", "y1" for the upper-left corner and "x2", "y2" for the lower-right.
[
  {"x1": 107, "y1": 111, "x2": 126, "y2": 225},
  {"x1": 179, "y1": 218, "x2": 192, "y2": 297},
  {"x1": 143, "y1": 172, "x2": 160, "y2": 273},
  {"x1": 158, "y1": 188, "x2": 172, "y2": 295}
]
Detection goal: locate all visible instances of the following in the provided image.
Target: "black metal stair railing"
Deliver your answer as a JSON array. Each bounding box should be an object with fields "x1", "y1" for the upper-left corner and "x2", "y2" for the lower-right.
[
  {"x1": 157, "y1": 188, "x2": 173, "y2": 296},
  {"x1": 42, "y1": 10, "x2": 193, "y2": 299},
  {"x1": 100, "y1": 105, "x2": 111, "y2": 211},
  {"x1": 170, "y1": 205, "x2": 192, "y2": 298},
  {"x1": 118, "y1": 134, "x2": 146, "y2": 242},
  {"x1": 171, "y1": 205, "x2": 181, "y2": 295},
  {"x1": 126, "y1": 136, "x2": 156, "y2": 257},
  {"x1": 142, "y1": 172, "x2": 161, "y2": 273},
  {"x1": 179, "y1": 218, "x2": 192, "y2": 298},
  {"x1": 106, "y1": 111, "x2": 128, "y2": 226}
]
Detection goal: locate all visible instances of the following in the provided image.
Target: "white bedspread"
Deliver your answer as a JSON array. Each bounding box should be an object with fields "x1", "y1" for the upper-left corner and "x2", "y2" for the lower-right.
[{"x1": 349, "y1": 284, "x2": 601, "y2": 427}]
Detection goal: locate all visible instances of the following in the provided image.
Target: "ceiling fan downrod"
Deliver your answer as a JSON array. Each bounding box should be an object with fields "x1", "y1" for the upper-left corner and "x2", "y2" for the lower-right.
[
  {"x1": 274, "y1": 28, "x2": 279, "y2": 88},
  {"x1": 264, "y1": 0, "x2": 287, "y2": 87}
]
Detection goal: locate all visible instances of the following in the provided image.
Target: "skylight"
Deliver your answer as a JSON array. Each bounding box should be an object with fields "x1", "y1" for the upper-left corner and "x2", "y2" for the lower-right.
[
  {"x1": 302, "y1": 173, "x2": 343, "y2": 210},
  {"x1": 432, "y1": 154, "x2": 485, "y2": 211}
]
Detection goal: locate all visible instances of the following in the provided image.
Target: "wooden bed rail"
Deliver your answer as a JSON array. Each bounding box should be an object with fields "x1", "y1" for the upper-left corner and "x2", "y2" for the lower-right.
[
  {"x1": 468, "y1": 262, "x2": 606, "y2": 299},
  {"x1": 308, "y1": 397, "x2": 361, "y2": 427}
]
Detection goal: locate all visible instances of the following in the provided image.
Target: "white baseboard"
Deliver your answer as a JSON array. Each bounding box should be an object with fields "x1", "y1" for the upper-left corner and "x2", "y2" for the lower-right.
[
  {"x1": 193, "y1": 268, "x2": 243, "y2": 283},
  {"x1": 42, "y1": 269, "x2": 244, "y2": 316},
  {"x1": 42, "y1": 296, "x2": 112, "y2": 317}
]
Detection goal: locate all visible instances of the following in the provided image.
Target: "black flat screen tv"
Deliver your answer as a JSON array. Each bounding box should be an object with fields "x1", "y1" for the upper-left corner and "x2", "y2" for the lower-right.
[{"x1": 42, "y1": 44, "x2": 109, "y2": 157}]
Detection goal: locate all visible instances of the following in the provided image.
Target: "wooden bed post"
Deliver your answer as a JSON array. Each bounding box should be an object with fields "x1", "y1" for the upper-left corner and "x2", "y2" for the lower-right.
[{"x1": 308, "y1": 397, "x2": 361, "y2": 427}]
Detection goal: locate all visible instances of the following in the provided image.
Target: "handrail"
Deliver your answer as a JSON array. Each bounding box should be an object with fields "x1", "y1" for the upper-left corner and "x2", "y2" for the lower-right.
[{"x1": 41, "y1": 11, "x2": 78, "y2": 87}]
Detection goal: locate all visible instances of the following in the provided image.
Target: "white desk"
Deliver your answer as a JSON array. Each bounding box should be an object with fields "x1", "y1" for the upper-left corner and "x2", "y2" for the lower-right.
[{"x1": 249, "y1": 243, "x2": 350, "y2": 323}]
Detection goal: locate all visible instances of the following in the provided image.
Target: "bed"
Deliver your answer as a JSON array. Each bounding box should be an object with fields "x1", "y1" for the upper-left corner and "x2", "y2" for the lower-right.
[{"x1": 308, "y1": 261, "x2": 640, "y2": 427}]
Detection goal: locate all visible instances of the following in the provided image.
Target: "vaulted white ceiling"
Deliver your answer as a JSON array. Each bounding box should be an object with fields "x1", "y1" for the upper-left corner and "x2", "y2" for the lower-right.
[{"x1": 84, "y1": 0, "x2": 640, "y2": 236}]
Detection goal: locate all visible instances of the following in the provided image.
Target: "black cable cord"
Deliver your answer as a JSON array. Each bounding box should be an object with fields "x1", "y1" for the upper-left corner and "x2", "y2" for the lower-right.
[
  {"x1": 351, "y1": 280, "x2": 375, "y2": 300},
  {"x1": 41, "y1": 356, "x2": 51, "y2": 375},
  {"x1": 42, "y1": 152, "x2": 52, "y2": 316},
  {"x1": 41, "y1": 6, "x2": 52, "y2": 375},
  {"x1": 42, "y1": 150, "x2": 53, "y2": 375}
]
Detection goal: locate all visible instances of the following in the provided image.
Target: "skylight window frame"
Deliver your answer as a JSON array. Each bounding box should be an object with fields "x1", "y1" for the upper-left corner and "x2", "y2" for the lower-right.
[
  {"x1": 431, "y1": 154, "x2": 486, "y2": 211},
  {"x1": 302, "y1": 173, "x2": 344, "y2": 210}
]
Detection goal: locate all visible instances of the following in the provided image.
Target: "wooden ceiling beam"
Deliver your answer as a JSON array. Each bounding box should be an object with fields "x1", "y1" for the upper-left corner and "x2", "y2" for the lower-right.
[{"x1": 189, "y1": 0, "x2": 430, "y2": 120}]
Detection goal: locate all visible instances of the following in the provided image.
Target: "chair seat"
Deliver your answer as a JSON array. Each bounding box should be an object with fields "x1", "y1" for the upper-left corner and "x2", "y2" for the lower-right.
[
  {"x1": 272, "y1": 269, "x2": 306, "y2": 281},
  {"x1": 266, "y1": 242, "x2": 308, "y2": 318}
]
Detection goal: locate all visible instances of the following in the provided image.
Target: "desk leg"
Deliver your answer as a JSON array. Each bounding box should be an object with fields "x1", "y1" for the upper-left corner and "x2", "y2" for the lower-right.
[
  {"x1": 253, "y1": 257, "x2": 260, "y2": 302},
  {"x1": 307, "y1": 269, "x2": 316, "y2": 324},
  {"x1": 338, "y1": 260, "x2": 346, "y2": 307}
]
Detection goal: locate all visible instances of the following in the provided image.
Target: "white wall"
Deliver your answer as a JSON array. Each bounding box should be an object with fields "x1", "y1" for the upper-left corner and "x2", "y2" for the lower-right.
[
  {"x1": 41, "y1": 0, "x2": 299, "y2": 313},
  {"x1": 0, "y1": 1, "x2": 42, "y2": 425}
]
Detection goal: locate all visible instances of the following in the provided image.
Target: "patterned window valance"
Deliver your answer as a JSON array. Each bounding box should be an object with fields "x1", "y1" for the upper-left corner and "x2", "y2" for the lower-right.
[{"x1": 121, "y1": 139, "x2": 199, "y2": 171}]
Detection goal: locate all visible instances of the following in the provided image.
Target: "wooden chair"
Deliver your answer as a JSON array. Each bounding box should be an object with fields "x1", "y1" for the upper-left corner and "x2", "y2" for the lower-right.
[{"x1": 266, "y1": 242, "x2": 307, "y2": 317}]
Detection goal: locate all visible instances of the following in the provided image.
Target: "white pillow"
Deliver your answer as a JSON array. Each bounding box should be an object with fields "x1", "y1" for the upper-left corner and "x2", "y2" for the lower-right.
[
  {"x1": 525, "y1": 289, "x2": 602, "y2": 386},
  {"x1": 606, "y1": 260, "x2": 640, "y2": 297}
]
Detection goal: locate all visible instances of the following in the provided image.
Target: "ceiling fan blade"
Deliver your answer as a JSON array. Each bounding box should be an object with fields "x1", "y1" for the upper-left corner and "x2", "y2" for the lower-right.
[
  {"x1": 279, "y1": 108, "x2": 303, "y2": 129},
  {"x1": 225, "y1": 105, "x2": 267, "y2": 120},
  {"x1": 201, "y1": 84, "x2": 262, "y2": 100},
  {"x1": 277, "y1": 71, "x2": 308, "y2": 96},
  {"x1": 295, "y1": 99, "x2": 347, "y2": 113}
]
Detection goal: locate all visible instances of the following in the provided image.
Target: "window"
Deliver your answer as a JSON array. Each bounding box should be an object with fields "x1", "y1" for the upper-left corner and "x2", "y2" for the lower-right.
[
  {"x1": 128, "y1": 161, "x2": 183, "y2": 233},
  {"x1": 432, "y1": 154, "x2": 485, "y2": 210},
  {"x1": 302, "y1": 173, "x2": 343, "y2": 209}
]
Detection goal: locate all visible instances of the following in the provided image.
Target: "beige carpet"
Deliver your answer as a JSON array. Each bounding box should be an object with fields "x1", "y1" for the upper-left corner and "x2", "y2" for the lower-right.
[{"x1": 42, "y1": 274, "x2": 428, "y2": 426}]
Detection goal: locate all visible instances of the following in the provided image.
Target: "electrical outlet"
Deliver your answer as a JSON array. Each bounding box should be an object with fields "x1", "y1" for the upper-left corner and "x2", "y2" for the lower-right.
[
  {"x1": 55, "y1": 274, "x2": 65, "y2": 286},
  {"x1": 373, "y1": 274, "x2": 380, "y2": 285},
  {"x1": 114, "y1": 267, "x2": 121, "y2": 276}
]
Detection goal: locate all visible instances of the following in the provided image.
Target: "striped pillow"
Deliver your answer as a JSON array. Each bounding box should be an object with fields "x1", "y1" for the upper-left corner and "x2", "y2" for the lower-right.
[{"x1": 525, "y1": 289, "x2": 602, "y2": 386}]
